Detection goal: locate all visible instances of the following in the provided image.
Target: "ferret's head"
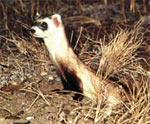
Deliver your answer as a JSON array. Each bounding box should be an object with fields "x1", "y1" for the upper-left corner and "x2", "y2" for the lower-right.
[{"x1": 30, "y1": 14, "x2": 62, "y2": 38}]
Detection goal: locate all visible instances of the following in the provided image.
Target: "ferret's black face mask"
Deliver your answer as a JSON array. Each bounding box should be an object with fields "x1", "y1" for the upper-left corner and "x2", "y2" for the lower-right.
[
  {"x1": 32, "y1": 12, "x2": 51, "y2": 31},
  {"x1": 33, "y1": 21, "x2": 48, "y2": 31}
]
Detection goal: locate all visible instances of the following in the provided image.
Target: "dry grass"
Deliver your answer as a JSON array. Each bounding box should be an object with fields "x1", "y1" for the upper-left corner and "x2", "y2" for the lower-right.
[
  {"x1": 104, "y1": 0, "x2": 147, "y2": 13},
  {"x1": 76, "y1": 19, "x2": 150, "y2": 123},
  {"x1": 97, "y1": 23, "x2": 146, "y2": 79},
  {"x1": 96, "y1": 25, "x2": 150, "y2": 123},
  {"x1": 81, "y1": 22, "x2": 149, "y2": 123}
]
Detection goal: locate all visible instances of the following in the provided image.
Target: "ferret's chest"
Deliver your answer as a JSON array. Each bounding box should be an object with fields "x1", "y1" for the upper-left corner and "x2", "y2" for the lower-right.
[{"x1": 44, "y1": 37, "x2": 68, "y2": 58}]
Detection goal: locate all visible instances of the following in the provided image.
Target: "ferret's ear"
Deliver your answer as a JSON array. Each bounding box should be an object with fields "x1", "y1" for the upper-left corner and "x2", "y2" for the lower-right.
[
  {"x1": 51, "y1": 14, "x2": 62, "y2": 27},
  {"x1": 36, "y1": 12, "x2": 40, "y2": 17},
  {"x1": 34, "y1": 12, "x2": 41, "y2": 20}
]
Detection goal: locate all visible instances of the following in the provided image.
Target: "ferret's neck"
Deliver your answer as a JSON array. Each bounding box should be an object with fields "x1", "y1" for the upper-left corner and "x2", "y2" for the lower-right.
[
  {"x1": 43, "y1": 25, "x2": 79, "y2": 70},
  {"x1": 44, "y1": 26, "x2": 69, "y2": 62}
]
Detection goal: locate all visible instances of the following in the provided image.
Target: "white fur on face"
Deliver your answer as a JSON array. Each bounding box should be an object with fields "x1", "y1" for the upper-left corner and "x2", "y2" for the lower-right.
[{"x1": 31, "y1": 17, "x2": 58, "y2": 38}]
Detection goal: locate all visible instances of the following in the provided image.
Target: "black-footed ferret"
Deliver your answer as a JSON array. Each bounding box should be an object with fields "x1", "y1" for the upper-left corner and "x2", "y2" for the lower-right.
[{"x1": 30, "y1": 14, "x2": 127, "y2": 106}]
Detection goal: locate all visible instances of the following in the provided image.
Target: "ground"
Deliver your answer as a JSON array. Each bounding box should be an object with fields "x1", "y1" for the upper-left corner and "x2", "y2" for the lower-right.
[{"x1": 0, "y1": 0, "x2": 150, "y2": 124}]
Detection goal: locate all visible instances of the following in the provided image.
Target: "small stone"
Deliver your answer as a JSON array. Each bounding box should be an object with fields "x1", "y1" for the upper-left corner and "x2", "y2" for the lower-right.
[
  {"x1": 26, "y1": 116, "x2": 34, "y2": 120},
  {"x1": 0, "y1": 117, "x2": 5, "y2": 122},
  {"x1": 48, "y1": 76, "x2": 54, "y2": 80},
  {"x1": 40, "y1": 72, "x2": 48, "y2": 76},
  {"x1": 11, "y1": 81, "x2": 18, "y2": 86},
  {"x1": 20, "y1": 77, "x2": 25, "y2": 82}
]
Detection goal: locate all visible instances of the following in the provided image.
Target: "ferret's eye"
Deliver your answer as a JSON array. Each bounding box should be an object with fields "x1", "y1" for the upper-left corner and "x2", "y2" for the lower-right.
[{"x1": 41, "y1": 22, "x2": 48, "y2": 30}]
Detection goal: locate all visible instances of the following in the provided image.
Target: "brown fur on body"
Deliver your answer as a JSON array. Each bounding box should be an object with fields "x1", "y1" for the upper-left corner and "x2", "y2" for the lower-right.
[
  {"x1": 31, "y1": 14, "x2": 128, "y2": 106},
  {"x1": 56, "y1": 45, "x2": 127, "y2": 105}
]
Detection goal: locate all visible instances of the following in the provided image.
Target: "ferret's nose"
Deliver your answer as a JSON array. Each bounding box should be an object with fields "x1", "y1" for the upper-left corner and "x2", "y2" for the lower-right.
[{"x1": 30, "y1": 29, "x2": 36, "y2": 34}]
